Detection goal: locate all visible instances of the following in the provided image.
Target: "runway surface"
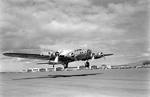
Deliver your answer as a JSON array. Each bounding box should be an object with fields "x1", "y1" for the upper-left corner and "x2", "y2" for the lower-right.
[{"x1": 0, "y1": 69, "x2": 150, "y2": 97}]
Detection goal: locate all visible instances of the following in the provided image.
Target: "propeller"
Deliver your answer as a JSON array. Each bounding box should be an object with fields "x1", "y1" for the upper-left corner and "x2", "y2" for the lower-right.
[
  {"x1": 37, "y1": 51, "x2": 60, "y2": 68},
  {"x1": 47, "y1": 51, "x2": 59, "y2": 64},
  {"x1": 53, "y1": 51, "x2": 59, "y2": 63},
  {"x1": 54, "y1": 55, "x2": 59, "y2": 63},
  {"x1": 91, "y1": 53, "x2": 95, "y2": 61}
]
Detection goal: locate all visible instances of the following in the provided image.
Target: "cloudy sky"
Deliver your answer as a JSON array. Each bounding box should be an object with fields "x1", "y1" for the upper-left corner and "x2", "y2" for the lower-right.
[{"x1": 0, "y1": 0, "x2": 149, "y2": 71}]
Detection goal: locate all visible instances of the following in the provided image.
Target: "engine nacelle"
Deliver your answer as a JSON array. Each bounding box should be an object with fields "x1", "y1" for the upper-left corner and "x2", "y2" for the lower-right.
[
  {"x1": 97, "y1": 52, "x2": 103, "y2": 55},
  {"x1": 55, "y1": 52, "x2": 60, "y2": 56}
]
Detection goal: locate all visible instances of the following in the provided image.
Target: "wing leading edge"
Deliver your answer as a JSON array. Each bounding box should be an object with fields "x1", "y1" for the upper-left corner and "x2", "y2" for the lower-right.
[
  {"x1": 94, "y1": 53, "x2": 114, "y2": 59},
  {"x1": 3, "y1": 52, "x2": 73, "y2": 62},
  {"x1": 3, "y1": 53, "x2": 50, "y2": 60}
]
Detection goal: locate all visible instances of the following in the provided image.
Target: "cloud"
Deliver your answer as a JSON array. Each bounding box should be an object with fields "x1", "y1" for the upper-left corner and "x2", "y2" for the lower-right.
[
  {"x1": 42, "y1": 20, "x2": 98, "y2": 33},
  {"x1": 0, "y1": 0, "x2": 149, "y2": 64},
  {"x1": 142, "y1": 53, "x2": 150, "y2": 57},
  {"x1": 0, "y1": 0, "x2": 149, "y2": 72},
  {"x1": 55, "y1": 0, "x2": 90, "y2": 5}
]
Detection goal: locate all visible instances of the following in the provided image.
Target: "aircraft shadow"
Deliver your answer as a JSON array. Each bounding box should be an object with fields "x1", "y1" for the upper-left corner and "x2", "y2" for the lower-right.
[{"x1": 13, "y1": 73, "x2": 102, "y2": 80}]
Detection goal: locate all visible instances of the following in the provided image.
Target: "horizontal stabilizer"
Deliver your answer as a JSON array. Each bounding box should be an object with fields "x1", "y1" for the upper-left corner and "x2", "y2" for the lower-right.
[
  {"x1": 37, "y1": 62, "x2": 59, "y2": 65},
  {"x1": 37, "y1": 62, "x2": 50, "y2": 64}
]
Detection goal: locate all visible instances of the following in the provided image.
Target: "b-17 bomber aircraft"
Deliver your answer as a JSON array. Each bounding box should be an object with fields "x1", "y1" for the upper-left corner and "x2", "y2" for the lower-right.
[{"x1": 3, "y1": 49, "x2": 113, "y2": 69}]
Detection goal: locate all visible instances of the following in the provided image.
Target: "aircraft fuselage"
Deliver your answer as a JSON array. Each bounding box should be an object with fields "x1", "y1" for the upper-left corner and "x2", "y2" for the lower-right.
[{"x1": 3, "y1": 48, "x2": 113, "y2": 69}]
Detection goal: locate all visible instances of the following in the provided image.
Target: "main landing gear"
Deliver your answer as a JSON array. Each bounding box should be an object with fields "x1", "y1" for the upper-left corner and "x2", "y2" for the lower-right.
[
  {"x1": 63, "y1": 63, "x2": 68, "y2": 69},
  {"x1": 85, "y1": 61, "x2": 90, "y2": 68}
]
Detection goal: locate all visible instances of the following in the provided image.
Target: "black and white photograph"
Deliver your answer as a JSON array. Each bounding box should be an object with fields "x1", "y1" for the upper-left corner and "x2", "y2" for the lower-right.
[{"x1": 0, "y1": 0, "x2": 149, "y2": 97}]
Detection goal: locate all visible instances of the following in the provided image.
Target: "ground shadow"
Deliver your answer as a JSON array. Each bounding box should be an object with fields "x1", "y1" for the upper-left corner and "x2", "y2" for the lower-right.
[{"x1": 13, "y1": 73, "x2": 102, "y2": 80}]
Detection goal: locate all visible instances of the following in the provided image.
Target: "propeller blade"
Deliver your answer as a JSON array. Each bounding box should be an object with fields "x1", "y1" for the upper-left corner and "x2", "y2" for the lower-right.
[
  {"x1": 92, "y1": 56, "x2": 95, "y2": 61},
  {"x1": 54, "y1": 55, "x2": 59, "y2": 63},
  {"x1": 91, "y1": 53, "x2": 95, "y2": 61}
]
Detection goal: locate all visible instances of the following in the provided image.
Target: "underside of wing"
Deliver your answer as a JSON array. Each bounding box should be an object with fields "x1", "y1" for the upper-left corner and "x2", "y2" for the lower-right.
[
  {"x1": 3, "y1": 53, "x2": 51, "y2": 60},
  {"x1": 103, "y1": 53, "x2": 114, "y2": 57},
  {"x1": 94, "y1": 53, "x2": 114, "y2": 59},
  {"x1": 3, "y1": 52, "x2": 74, "y2": 63}
]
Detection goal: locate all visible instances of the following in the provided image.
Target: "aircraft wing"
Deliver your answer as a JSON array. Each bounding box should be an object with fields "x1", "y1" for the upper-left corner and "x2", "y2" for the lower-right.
[
  {"x1": 3, "y1": 52, "x2": 74, "y2": 61},
  {"x1": 103, "y1": 53, "x2": 114, "y2": 57},
  {"x1": 3, "y1": 53, "x2": 51, "y2": 60},
  {"x1": 94, "y1": 53, "x2": 113, "y2": 59}
]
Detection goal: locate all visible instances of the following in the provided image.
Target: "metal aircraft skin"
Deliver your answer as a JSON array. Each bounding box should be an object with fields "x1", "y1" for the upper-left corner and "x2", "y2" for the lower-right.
[{"x1": 3, "y1": 49, "x2": 113, "y2": 69}]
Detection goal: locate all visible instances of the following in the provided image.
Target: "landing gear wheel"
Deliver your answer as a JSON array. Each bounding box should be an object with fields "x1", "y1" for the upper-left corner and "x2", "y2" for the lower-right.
[
  {"x1": 85, "y1": 61, "x2": 90, "y2": 68},
  {"x1": 64, "y1": 63, "x2": 68, "y2": 69}
]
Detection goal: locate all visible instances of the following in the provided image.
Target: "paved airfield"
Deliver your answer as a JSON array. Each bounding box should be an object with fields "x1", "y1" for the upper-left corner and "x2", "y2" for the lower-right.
[{"x1": 0, "y1": 69, "x2": 150, "y2": 97}]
